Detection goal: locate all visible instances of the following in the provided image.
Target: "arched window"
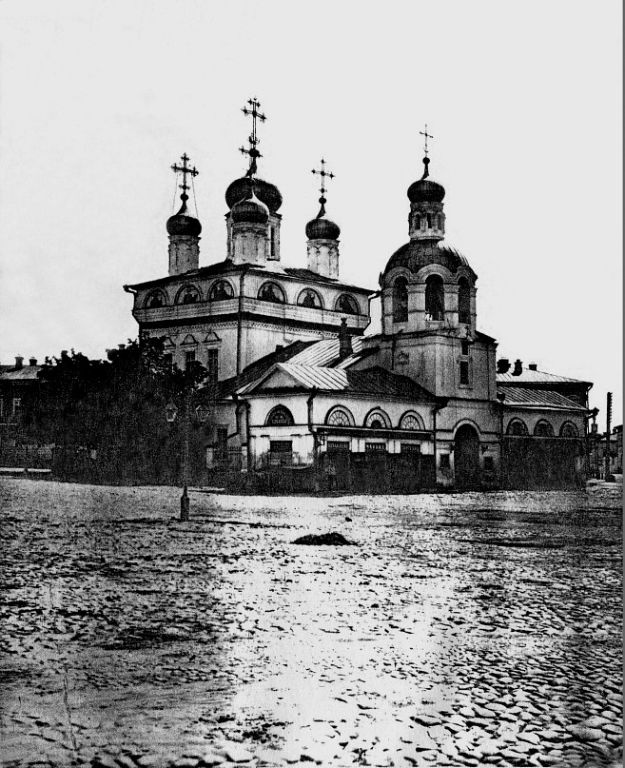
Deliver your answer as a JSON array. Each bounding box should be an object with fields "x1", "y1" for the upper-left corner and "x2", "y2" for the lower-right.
[
  {"x1": 176, "y1": 284, "x2": 201, "y2": 304},
  {"x1": 265, "y1": 405, "x2": 294, "y2": 426},
  {"x1": 364, "y1": 409, "x2": 391, "y2": 429},
  {"x1": 560, "y1": 422, "x2": 579, "y2": 438},
  {"x1": 458, "y1": 278, "x2": 471, "y2": 324},
  {"x1": 145, "y1": 290, "x2": 166, "y2": 309},
  {"x1": 258, "y1": 282, "x2": 285, "y2": 304},
  {"x1": 393, "y1": 277, "x2": 408, "y2": 322},
  {"x1": 426, "y1": 214, "x2": 432, "y2": 228},
  {"x1": 325, "y1": 406, "x2": 355, "y2": 427},
  {"x1": 335, "y1": 294, "x2": 359, "y2": 315},
  {"x1": 506, "y1": 419, "x2": 529, "y2": 436},
  {"x1": 399, "y1": 412, "x2": 425, "y2": 431},
  {"x1": 425, "y1": 275, "x2": 445, "y2": 320},
  {"x1": 534, "y1": 420, "x2": 554, "y2": 437},
  {"x1": 297, "y1": 289, "x2": 322, "y2": 308},
  {"x1": 209, "y1": 280, "x2": 234, "y2": 302},
  {"x1": 414, "y1": 214, "x2": 421, "y2": 230}
]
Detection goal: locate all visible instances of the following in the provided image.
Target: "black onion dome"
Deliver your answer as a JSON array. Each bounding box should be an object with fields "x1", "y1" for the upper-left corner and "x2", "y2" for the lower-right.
[
  {"x1": 226, "y1": 176, "x2": 282, "y2": 213},
  {"x1": 384, "y1": 240, "x2": 475, "y2": 277},
  {"x1": 407, "y1": 157, "x2": 445, "y2": 203},
  {"x1": 306, "y1": 217, "x2": 340, "y2": 240},
  {"x1": 305, "y1": 195, "x2": 340, "y2": 240},
  {"x1": 166, "y1": 198, "x2": 202, "y2": 236},
  {"x1": 231, "y1": 191, "x2": 269, "y2": 225}
]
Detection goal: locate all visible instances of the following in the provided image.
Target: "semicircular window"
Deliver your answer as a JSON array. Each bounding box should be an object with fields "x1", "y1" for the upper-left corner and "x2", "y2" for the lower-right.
[
  {"x1": 298, "y1": 289, "x2": 323, "y2": 308},
  {"x1": 258, "y1": 282, "x2": 286, "y2": 304},
  {"x1": 336, "y1": 294, "x2": 359, "y2": 315},
  {"x1": 506, "y1": 419, "x2": 529, "y2": 436},
  {"x1": 534, "y1": 420, "x2": 554, "y2": 437},
  {"x1": 325, "y1": 406, "x2": 354, "y2": 427},
  {"x1": 365, "y1": 409, "x2": 391, "y2": 429},
  {"x1": 145, "y1": 290, "x2": 166, "y2": 309},
  {"x1": 560, "y1": 422, "x2": 579, "y2": 438},
  {"x1": 400, "y1": 412, "x2": 424, "y2": 431},
  {"x1": 209, "y1": 280, "x2": 234, "y2": 301},
  {"x1": 266, "y1": 405, "x2": 294, "y2": 426},
  {"x1": 176, "y1": 285, "x2": 201, "y2": 304}
]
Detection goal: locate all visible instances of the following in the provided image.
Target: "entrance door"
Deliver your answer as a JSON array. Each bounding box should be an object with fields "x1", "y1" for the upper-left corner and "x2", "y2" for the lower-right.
[{"x1": 454, "y1": 425, "x2": 480, "y2": 489}]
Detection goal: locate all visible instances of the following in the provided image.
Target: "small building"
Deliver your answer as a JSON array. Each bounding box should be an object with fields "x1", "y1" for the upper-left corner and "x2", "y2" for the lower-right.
[{"x1": 124, "y1": 104, "x2": 591, "y2": 491}]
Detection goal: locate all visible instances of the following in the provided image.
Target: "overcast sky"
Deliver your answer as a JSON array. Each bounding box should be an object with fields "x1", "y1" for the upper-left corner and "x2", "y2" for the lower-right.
[{"x1": 0, "y1": 0, "x2": 621, "y2": 423}]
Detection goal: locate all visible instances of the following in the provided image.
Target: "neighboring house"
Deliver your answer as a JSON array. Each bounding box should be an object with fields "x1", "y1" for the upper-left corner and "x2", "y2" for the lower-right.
[
  {"x1": 124, "y1": 110, "x2": 591, "y2": 491},
  {"x1": 588, "y1": 424, "x2": 623, "y2": 478},
  {"x1": 0, "y1": 356, "x2": 47, "y2": 466}
]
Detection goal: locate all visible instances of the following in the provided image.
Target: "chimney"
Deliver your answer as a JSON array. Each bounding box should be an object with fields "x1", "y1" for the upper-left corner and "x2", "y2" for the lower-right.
[
  {"x1": 497, "y1": 358, "x2": 510, "y2": 374},
  {"x1": 338, "y1": 318, "x2": 353, "y2": 359},
  {"x1": 29, "y1": 357, "x2": 37, "y2": 367},
  {"x1": 15, "y1": 356, "x2": 23, "y2": 370},
  {"x1": 512, "y1": 359, "x2": 523, "y2": 376},
  {"x1": 528, "y1": 363, "x2": 537, "y2": 371},
  {"x1": 275, "y1": 344, "x2": 284, "y2": 352}
]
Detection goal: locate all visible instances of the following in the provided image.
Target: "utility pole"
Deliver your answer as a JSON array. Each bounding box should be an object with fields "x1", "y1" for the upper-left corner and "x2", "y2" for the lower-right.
[
  {"x1": 180, "y1": 389, "x2": 191, "y2": 520},
  {"x1": 605, "y1": 392, "x2": 612, "y2": 480}
]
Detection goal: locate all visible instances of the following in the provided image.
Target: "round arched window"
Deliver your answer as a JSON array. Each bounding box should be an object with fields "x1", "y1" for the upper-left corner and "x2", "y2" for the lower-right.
[
  {"x1": 534, "y1": 420, "x2": 554, "y2": 437},
  {"x1": 266, "y1": 405, "x2": 294, "y2": 426},
  {"x1": 458, "y1": 278, "x2": 471, "y2": 324},
  {"x1": 425, "y1": 275, "x2": 445, "y2": 320},
  {"x1": 507, "y1": 419, "x2": 529, "y2": 436},
  {"x1": 560, "y1": 422, "x2": 579, "y2": 438},
  {"x1": 393, "y1": 277, "x2": 408, "y2": 322}
]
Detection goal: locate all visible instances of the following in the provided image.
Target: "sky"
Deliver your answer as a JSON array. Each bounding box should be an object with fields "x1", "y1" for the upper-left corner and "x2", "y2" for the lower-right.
[{"x1": 0, "y1": 0, "x2": 622, "y2": 423}]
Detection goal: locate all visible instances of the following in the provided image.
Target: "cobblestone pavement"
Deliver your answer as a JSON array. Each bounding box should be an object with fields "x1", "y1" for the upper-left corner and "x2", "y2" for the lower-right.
[{"x1": 0, "y1": 479, "x2": 622, "y2": 768}]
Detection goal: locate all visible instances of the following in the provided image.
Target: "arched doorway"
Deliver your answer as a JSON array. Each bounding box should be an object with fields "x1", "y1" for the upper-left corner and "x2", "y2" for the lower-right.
[{"x1": 454, "y1": 424, "x2": 480, "y2": 489}]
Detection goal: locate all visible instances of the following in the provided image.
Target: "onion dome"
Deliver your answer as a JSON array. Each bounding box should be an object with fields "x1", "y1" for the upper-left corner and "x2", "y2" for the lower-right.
[
  {"x1": 231, "y1": 190, "x2": 269, "y2": 225},
  {"x1": 305, "y1": 196, "x2": 340, "y2": 240},
  {"x1": 407, "y1": 157, "x2": 445, "y2": 204},
  {"x1": 166, "y1": 195, "x2": 202, "y2": 236},
  {"x1": 384, "y1": 240, "x2": 475, "y2": 278},
  {"x1": 226, "y1": 176, "x2": 282, "y2": 213}
]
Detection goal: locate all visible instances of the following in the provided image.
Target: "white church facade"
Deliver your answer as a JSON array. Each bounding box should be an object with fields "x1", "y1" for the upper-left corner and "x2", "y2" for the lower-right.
[{"x1": 125, "y1": 102, "x2": 590, "y2": 492}]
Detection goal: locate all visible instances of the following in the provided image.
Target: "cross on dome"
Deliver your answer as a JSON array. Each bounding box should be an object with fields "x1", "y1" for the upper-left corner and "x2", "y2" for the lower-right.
[
  {"x1": 240, "y1": 97, "x2": 266, "y2": 178},
  {"x1": 171, "y1": 153, "x2": 199, "y2": 204},
  {"x1": 419, "y1": 124, "x2": 434, "y2": 156},
  {"x1": 311, "y1": 158, "x2": 335, "y2": 217}
]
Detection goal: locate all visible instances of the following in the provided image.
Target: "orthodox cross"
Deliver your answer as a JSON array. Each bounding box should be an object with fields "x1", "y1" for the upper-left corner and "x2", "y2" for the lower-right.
[
  {"x1": 240, "y1": 97, "x2": 266, "y2": 177},
  {"x1": 171, "y1": 153, "x2": 199, "y2": 201},
  {"x1": 419, "y1": 124, "x2": 434, "y2": 156},
  {"x1": 312, "y1": 158, "x2": 334, "y2": 216}
]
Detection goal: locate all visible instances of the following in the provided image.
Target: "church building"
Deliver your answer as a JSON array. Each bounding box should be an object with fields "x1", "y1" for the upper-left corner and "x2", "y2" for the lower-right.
[{"x1": 124, "y1": 100, "x2": 590, "y2": 491}]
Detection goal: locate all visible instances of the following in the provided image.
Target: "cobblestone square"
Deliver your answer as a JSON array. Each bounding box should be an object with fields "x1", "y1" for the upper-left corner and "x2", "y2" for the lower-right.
[{"x1": 0, "y1": 480, "x2": 622, "y2": 767}]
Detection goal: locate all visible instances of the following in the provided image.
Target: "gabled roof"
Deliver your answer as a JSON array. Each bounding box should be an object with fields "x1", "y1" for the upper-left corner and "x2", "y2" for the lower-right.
[
  {"x1": 497, "y1": 368, "x2": 590, "y2": 385},
  {"x1": 239, "y1": 362, "x2": 438, "y2": 401},
  {"x1": 498, "y1": 386, "x2": 587, "y2": 411}
]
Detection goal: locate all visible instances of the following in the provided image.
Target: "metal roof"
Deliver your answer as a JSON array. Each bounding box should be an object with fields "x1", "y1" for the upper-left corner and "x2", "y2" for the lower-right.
[
  {"x1": 0, "y1": 366, "x2": 42, "y2": 382},
  {"x1": 497, "y1": 368, "x2": 590, "y2": 385},
  {"x1": 240, "y1": 362, "x2": 438, "y2": 401},
  {"x1": 498, "y1": 386, "x2": 587, "y2": 411}
]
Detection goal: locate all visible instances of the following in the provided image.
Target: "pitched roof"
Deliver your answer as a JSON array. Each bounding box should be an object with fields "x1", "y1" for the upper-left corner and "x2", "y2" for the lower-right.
[
  {"x1": 497, "y1": 368, "x2": 590, "y2": 385},
  {"x1": 498, "y1": 386, "x2": 587, "y2": 411},
  {"x1": 0, "y1": 365, "x2": 43, "y2": 382},
  {"x1": 126, "y1": 262, "x2": 375, "y2": 294},
  {"x1": 240, "y1": 362, "x2": 438, "y2": 401}
]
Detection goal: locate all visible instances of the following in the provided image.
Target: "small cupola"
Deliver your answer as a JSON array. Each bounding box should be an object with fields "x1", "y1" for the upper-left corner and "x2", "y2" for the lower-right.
[
  {"x1": 167, "y1": 153, "x2": 202, "y2": 276},
  {"x1": 306, "y1": 158, "x2": 340, "y2": 279}
]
